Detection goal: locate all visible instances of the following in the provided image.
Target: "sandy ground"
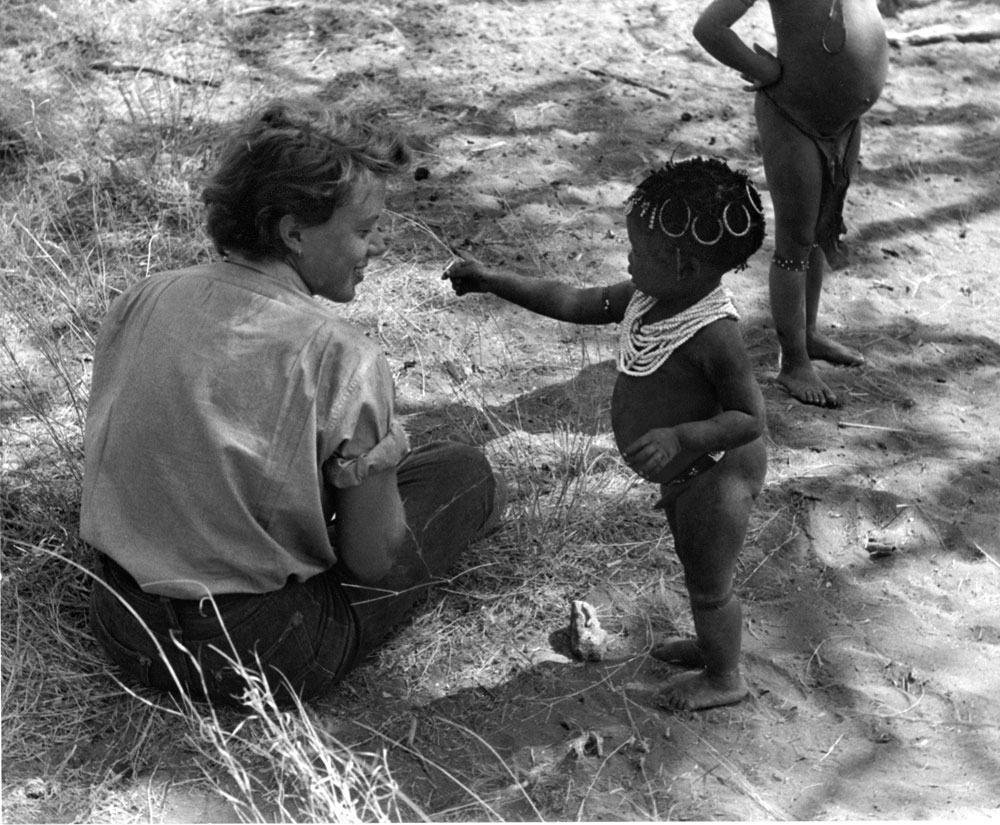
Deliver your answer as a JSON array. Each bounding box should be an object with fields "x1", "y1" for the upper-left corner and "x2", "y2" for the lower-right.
[
  {"x1": 5, "y1": 0, "x2": 999, "y2": 821},
  {"x1": 318, "y1": 0, "x2": 1000, "y2": 819}
]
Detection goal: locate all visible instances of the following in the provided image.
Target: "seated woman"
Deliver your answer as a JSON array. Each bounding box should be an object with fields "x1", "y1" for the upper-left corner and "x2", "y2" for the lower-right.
[{"x1": 82, "y1": 100, "x2": 505, "y2": 706}]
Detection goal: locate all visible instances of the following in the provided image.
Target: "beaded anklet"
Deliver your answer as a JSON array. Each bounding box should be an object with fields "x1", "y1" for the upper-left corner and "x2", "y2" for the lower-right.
[{"x1": 772, "y1": 253, "x2": 810, "y2": 272}]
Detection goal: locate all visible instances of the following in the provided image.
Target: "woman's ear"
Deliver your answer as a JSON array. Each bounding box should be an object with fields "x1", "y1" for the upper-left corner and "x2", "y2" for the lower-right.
[{"x1": 277, "y1": 214, "x2": 303, "y2": 255}]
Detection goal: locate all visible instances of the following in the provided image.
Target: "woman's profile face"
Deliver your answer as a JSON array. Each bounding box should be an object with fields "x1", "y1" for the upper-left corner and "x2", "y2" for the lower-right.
[{"x1": 292, "y1": 177, "x2": 388, "y2": 303}]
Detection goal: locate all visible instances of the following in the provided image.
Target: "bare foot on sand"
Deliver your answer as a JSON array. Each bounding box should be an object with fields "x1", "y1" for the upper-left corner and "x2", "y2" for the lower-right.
[
  {"x1": 778, "y1": 363, "x2": 839, "y2": 407},
  {"x1": 808, "y1": 330, "x2": 865, "y2": 367},
  {"x1": 657, "y1": 670, "x2": 749, "y2": 712},
  {"x1": 650, "y1": 637, "x2": 703, "y2": 668}
]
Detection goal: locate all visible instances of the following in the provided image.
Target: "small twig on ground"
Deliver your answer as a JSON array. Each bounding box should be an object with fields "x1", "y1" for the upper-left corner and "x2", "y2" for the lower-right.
[
  {"x1": 741, "y1": 508, "x2": 800, "y2": 587},
  {"x1": 972, "y1": 541, "x2": 1000, "y2": 571},
  {"x1": 468, "y1": 141, "x2": 508, "y2": 156},
  {"x1": 584, "y1": 68, "x2": 673, "y2": 100},
  {"x1": 910, "y1": 502, "x2": 948, "y2": 553},
  {"x1": 865, "y1": 684, "x2": 926, "y2": 719},
  {"x1": 672, "y1": 717, "x2": 791, "y2": 821},
  {"x1": 818, "y1": 732, "x2": 844, "y2": 763},
  {"x1": 88, "y1": 61, "x2": 221, "y2": 87},
  {"x1": 539, "y1": 656, "x2": 645, "y2": 707},
  {"x1": 576, "y1": 737, "x2": 634, "y2": 820},
  {"x1": 837, "y1": 420, "x2": 926, "y2": 435},
  {"x1": 888, "y1": 23, "x2": 1000, "y2": 47},
  {"x1": 434, "y1": 717, "x2": 544, "y2": 820},
  {"x1": 617, "y1": 686, "x2": 659, "y2": 820}
]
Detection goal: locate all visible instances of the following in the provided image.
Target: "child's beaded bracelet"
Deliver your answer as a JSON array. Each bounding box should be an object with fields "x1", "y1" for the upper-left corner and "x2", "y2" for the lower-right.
[{"x1": 602, "y1": 285, "x2": 614, "y2": 320}]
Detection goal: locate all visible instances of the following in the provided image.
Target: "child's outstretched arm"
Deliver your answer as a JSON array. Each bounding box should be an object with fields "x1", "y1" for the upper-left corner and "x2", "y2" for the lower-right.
[
  {"x1": 694, "y1": 0, "x2": 781, "y2": 91},
  {"x1": 443, "y1": 255, "x2": 632, "y2": 325}
]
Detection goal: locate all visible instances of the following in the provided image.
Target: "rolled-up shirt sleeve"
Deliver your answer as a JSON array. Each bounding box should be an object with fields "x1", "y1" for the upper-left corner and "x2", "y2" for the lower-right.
[
  {"x1": 325, "y1": 418, "x2": 409, "y2": 487},
  {"x1": 320, "y1": 349, "x2": 410, "y2": 489}
]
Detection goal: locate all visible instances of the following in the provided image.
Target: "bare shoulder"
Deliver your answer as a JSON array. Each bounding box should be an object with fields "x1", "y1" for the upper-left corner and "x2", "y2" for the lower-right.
[
  {"x1": 686, "y1": 317, "x2": 752, "y2": 371},
  {"x1": 685, "y1": 319, "x2": 764, "y2": 414},
  {"x1": 691, "y1": 316, "x2": 745, "y2": 348}
]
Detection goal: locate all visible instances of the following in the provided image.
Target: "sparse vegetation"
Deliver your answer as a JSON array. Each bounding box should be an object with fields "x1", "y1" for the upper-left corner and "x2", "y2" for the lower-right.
[{"x1": 4, "y1": 0, "x2": 1000, "y2": 822}]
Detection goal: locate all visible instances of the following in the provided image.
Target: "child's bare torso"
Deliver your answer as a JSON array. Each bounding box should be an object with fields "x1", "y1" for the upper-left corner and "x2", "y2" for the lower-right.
[
  {"x1": 611, "y1": 338, "x2": 724, "y2": 484},
  {"x1": 766, "y1": 0, "x2": 888, "y2": 134}
]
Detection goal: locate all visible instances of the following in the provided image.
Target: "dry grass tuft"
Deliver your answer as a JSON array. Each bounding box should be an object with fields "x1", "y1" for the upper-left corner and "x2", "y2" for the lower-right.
[{"x1": 1, "y1": 2, "x2": 808, "y2": 821}]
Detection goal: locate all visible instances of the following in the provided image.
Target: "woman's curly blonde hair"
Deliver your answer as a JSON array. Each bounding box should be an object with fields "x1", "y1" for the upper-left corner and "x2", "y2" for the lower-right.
[{"x1": 203, "y1": 100, "x2": 410, "y2": 260}]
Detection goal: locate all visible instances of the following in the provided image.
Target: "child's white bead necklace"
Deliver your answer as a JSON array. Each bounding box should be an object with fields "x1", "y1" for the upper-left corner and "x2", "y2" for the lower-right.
[{"x1": 617, "y1": 286, "x2": 739, "y2": 376}]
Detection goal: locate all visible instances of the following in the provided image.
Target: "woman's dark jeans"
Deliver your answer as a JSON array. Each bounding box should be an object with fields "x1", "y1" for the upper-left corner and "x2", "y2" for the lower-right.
[{"x1": 89, "y1": 442, "x2": 498, "y2": 706}]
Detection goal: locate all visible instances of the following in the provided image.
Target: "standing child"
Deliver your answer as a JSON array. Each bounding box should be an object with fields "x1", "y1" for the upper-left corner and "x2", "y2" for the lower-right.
[
  {"x1": 694, "y1": 0, "x2": 889, "y2": 407},
  {"x1": 444, "y1": 158, "x2": 768, "y2": 711}
]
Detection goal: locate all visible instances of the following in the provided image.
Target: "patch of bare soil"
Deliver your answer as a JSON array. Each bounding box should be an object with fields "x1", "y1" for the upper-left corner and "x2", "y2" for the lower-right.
[
  {"x1": 307, "y1": 1, "x2": 1000, "y2": 819},
  {"x1": 8, "y1": 0, "x2": 998, "y2": 820}
]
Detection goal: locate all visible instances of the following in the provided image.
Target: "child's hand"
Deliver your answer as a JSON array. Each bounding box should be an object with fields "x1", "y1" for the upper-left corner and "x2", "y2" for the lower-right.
[
  {"x1": 740, "y1": 43, "x2": 782, "y2": 91},
  {"x1": 442, "y1": 255, "x2": 492, "y2": 295},
  {"x1": 622, "y1": 428, "x2": 681, "y2": 479}
]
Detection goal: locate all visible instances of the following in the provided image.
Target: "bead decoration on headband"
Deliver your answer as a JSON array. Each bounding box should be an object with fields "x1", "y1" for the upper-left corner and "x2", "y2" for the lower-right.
[
  {"x1": 624, "y1": 157, "x2": 766, "y2": 271},
  {"x1": 618, "y1": 286, "x2": 740, "y2": 376},
  {"x1": 658, "y1": 200, "x2": 690, "y2": 238},
  {"x1": 723, "y1": 203, "x2": 752, "y2": 237},
  {"x1": 691, "y1": 215, "x2": 724, "y2": 246}
]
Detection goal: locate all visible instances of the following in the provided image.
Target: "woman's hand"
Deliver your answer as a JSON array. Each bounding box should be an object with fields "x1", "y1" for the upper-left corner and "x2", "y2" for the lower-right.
[
  {"x1": 740, "y1": 43, "x2": 782, "y2": 91},
  {"x1": 442, "y1": 256, "x2": 493, "y2": 296},
  {"x1": 622, "y1": 428, "x2": 682, "y2": 480}
]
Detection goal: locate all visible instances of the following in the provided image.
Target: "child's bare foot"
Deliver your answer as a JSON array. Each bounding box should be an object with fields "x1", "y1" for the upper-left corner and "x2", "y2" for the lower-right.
[
  {"x1": 650, "y1": 637, "x2": 703, "y2": 668},
  {"x1": 657, "y1": 670, "x2": 749, "y2": 712},
  {"x1": 777, "y1": 364, "x2": 838, "y2": 407},
  {"x1": 808, "y1": 330, "x2": 864, "y2": 367}
]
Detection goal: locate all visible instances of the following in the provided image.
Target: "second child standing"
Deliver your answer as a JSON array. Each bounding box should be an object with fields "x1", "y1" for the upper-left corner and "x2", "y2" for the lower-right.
[{"x1": 694, "y1": 0, "x2": 889, "y2": 407}]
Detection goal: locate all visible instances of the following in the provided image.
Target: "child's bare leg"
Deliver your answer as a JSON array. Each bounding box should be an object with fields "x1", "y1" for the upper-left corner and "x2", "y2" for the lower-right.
[
  {"x1": 660, "y1": 534, "x2": 748, "y2": 710},
  {"x1": 650, "y1": 635, "x2": 702, "y2": 667},
  {"x1": 806, "y1": 246, "x2": 864, "y2": 367},
  {"x1": 770, "y1": 264, "x2": 838, "y2": 406},
  {"x1": 806, "y1": 119, "x2": 865, "y2": 368},
  {"x1": 757, "y1": 94, "x2": 838, "y2": 407},
  {"x1": 651, "y1": 598, "x2": 742, "y2": 673},
  {"x1": 655, "y1": 445, "x2": 764, "y2": 711}
]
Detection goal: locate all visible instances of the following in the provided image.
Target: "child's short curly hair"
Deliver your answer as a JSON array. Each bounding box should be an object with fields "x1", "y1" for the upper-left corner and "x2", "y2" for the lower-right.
[
  {"x1": 625, "y1": 157, "x2": 766, "y2": 272},
  {"x1": 203, "y1": 100, "x2": 410, "y2": 259}
]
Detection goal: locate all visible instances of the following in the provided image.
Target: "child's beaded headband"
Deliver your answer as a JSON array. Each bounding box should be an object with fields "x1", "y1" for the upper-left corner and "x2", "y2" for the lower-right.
[
  {"x1": 624, "y1": 157, "x2": 766, "y2": 269},
  {"x1": 628, "y1": 195, "x2": 761, "y2": 245}
]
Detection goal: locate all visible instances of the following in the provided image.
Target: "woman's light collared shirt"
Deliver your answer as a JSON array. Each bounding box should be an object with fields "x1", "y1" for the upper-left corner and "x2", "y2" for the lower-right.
[{"x1": 81, "y1": 263, "x2": 408, "y2": 598}]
